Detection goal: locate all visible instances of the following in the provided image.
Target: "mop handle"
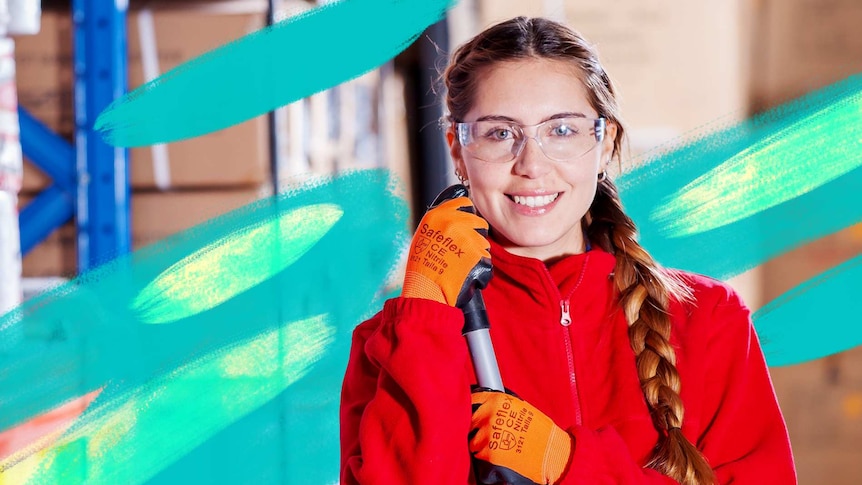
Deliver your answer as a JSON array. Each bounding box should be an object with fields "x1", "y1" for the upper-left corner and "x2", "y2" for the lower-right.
[
  {"x1": 461, "y1": 291, "x2": 504, "y2": 391},
  {"x1": 426, "y1": 184, "x2": 504, "y2": 391}
]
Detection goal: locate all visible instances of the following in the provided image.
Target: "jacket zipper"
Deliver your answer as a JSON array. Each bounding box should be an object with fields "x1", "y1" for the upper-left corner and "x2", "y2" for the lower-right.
[
  {"x1": 560, "y1": 300, "x2": 572, "y2": 326},
  {"x1": 540, "y1": 255, "x2": 590, "y2": 427},
  {"x1": 560, "y1": 304, "x2": 582, "y2": 426}
]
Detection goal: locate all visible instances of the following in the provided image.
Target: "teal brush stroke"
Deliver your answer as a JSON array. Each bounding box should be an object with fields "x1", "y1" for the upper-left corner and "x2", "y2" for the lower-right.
[
  {"x1": 754, "y1": 255, "x2": 862, "y2": 367},
  {"x1": 650, "y1": 86, "x2": 862, "y2": 237},
  {"x1": 131, "y1": 204, "x2": 344, "y2": 324},
  {"x1": 0, "y1": 169, "x2": 407, "y2": 454},
  {"x1": 620, "y1": 74, "x2": 862, "y2": 281},
  {"x1": 12, "y1": 315, "x2": 335, "y2": 485},
  {"x1": 94, "y1": 0, "x2": 456, "y2": 147}
]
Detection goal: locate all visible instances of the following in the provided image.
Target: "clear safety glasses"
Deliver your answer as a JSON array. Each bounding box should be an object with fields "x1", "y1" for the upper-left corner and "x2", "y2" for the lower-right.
[{"x1": 455, "y1": 117, "x2": 606, "y2": 163}]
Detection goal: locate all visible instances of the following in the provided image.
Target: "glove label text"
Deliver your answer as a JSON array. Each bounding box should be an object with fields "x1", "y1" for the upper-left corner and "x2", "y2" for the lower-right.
[
  {"x1": 489, "y1": 396, "x2": 533, "y2": 454},
  {"x1": 418, "y1": 224, "x2": 465, "y2": 258}
]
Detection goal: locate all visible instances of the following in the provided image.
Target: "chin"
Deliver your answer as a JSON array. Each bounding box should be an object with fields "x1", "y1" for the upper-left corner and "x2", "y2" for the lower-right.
[{"x1": 494, "y1": 227, "x2": 566, "y2": 252}]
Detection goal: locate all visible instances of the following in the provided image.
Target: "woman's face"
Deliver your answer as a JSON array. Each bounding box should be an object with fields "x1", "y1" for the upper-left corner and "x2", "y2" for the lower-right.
[{"x1": 448, "y1": 58, "x2": 616, "y2": 261}]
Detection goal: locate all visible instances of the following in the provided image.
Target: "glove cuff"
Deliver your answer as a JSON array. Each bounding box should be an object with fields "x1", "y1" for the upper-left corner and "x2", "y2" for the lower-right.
[
  {"x1": 543, "y1": 426, "x2": 574, "y2": 483},
  {"x1": 402, "y1": 270, "x2": 448, "y2": 305}
]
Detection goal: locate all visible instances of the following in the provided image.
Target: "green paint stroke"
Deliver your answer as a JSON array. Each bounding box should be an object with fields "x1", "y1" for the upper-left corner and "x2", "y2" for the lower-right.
[
  {"x1": 621, "y1": 74, "x2": 862, "y2": 281},
  {"x1": 651, "y1": 87, "x2": 862, "y2": 237},
  {"x1": 132, "y1": 204, "x2": 343, "y2": 324},
  {"x1": 95, "y1": 0, "x2": 456, "y2": 147},
  {"x1": 3, "y1": 315, "x2": 333, "y2": 485},
  {"x1": 754, "y1": 255, "x2": 862, "y2": 367}
]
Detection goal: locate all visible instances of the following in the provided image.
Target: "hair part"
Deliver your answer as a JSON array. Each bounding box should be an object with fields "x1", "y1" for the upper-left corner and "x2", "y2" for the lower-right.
[{"x1": 445, "y1": 16, "x2": 716, "y2": 484}]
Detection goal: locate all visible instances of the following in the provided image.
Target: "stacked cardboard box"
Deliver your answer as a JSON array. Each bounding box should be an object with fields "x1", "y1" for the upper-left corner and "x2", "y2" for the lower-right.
[
  {"x1": 750, "y1": 0, "x2": 862, "y2": 112},
  {"x1": 16, "y1": 0, "x2": 414, "y2": 277},
  {"x1": 15, "y1": 1, "x2": 273, "y2": 276},
  {"x1": 17, "y1": 2, "x2": 270, "y2": 192}
]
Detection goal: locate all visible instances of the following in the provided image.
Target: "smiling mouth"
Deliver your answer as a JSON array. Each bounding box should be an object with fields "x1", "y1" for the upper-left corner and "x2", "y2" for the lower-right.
[{"x1": 507, "y1": 193, "x2": 561, "y2": 208}]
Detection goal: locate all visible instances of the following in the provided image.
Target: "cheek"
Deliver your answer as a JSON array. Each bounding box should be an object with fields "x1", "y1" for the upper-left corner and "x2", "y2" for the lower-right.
[
  {"x1": 463, "y1": 166, "x2": 507, "y2": 214},
  {"x1": 563, "y1": 163, "x2": 601, "y2": 188},
  {"x1": 560, "y1": 167, "x2": 601, "y2": 212},
  {"x1": 468, "y1": 180, "x2": 501, "y2": 214},
  {"x1": 586, "y1": 152, "x2": 604, "y2": 175},
  {"x1": 464, "y1": 163, "x2": 503, "y2": 191}
]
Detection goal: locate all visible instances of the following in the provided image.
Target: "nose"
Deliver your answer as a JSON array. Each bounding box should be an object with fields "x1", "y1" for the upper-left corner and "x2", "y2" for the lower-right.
[{"x1": 512, "y1": 136, "x2": 553, "y2": 178}]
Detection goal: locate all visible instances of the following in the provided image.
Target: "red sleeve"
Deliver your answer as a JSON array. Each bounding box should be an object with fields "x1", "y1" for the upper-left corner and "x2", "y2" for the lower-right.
[
  {"x1": 696, "y1": 288, "x2": 797, "y2": 484},
  {"x1": 340, "y1": 297, "x2": 475, "y2": 485},
  {"x1": 557, "y1": 285, "x2": 796, "y2": 484}
]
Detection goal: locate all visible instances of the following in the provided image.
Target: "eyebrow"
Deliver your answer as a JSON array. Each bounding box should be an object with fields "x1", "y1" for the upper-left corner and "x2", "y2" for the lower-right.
[{"x1": 474, "y1": 112, "x2": 587, "y2": 124}]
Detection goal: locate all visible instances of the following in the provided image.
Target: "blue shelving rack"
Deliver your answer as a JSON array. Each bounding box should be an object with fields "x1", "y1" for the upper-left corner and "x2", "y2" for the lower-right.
[{"x1": 18, "y1": 0, "x2": 130, "y2": 273}]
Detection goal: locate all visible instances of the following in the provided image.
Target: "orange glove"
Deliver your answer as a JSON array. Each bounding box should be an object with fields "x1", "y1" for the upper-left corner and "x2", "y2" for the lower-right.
[
  {"x1": 470, "y1": 390, "x2": 574, "y2": 485},
  {"x1": 402, "y1": 189, "x2": 492, "y2": 308}
]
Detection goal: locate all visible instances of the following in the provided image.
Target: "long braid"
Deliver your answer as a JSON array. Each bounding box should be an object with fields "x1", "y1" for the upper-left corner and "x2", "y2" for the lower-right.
[{"x1": 588, "y1": 179, "x2": 716, "y2": 485}]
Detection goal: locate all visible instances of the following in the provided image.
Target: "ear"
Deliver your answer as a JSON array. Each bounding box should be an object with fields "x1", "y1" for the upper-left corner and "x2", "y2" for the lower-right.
[
  {"x1": 446, "y1": 126, "x2": 467, "y2": 177},
  {"x1": 599, "y1": 120, "x2": 618, "y2": 174}
]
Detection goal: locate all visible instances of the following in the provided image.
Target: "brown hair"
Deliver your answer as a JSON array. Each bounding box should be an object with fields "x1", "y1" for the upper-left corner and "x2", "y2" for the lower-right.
[{"x1": 443, "y1": 17, "x2": 716, "y2": 485}]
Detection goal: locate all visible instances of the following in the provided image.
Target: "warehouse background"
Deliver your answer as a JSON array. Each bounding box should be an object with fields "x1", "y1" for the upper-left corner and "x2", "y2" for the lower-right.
[{"x1": 0, "y1": 0, "x2": 861, "y2": 483}]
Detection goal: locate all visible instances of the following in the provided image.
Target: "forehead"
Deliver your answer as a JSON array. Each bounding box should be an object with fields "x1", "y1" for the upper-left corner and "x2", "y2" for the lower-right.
[{"x1": 466, "y1": 58, "x2": 596, "y2": 123}]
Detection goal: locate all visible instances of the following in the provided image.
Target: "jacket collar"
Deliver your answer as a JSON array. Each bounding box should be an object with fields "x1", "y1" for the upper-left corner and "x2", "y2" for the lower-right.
[{"x1": 489, "y1": 238, "x2": 617, "y2": 300}]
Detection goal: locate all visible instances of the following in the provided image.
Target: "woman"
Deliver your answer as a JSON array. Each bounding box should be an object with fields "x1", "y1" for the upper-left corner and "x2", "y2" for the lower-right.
[{"x1": 340, "y1": 17, "x2": 796, "y2": 485}]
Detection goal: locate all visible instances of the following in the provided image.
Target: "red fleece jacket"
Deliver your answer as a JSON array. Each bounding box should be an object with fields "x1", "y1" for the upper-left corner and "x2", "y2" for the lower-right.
[{"x1": 340, "y1": 241, "x2": 797, "y2": 484}]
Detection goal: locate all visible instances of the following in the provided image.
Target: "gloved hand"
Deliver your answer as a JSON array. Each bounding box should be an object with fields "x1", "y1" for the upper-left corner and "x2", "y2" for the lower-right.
[
  {"x1": 402, "y1": 185, "x2": 492, "y2": 308},
  {"x1": 469, "y1": 390, "x2": 574, "y2": 485}
]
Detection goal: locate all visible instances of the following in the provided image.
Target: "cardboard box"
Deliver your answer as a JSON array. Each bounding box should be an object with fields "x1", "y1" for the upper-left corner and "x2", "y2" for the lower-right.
[
  {"x1": 476, "y1": 0, "x2": 543, "y2": 28},
  {"x1": 19, "y1": 219, "x2": 77, "y2": 277},
  {"x1": 751, "y1": 0, "x2": 862, "y2": 111},
  {"x1": 763, "y1": 223, "x2": 862, "y2": 483},
  {"x1": 761, "y1": 223, "x2": 862, "y2": 303},
  {"x1": 132, "y1": 187, "x2": 267, "y2": 248},
  {"x1": 15, "y1": 2, "x2": 270, "y2": 192},
  {"x1": 21, "y1": 148, "x2": 55, "y2": 193},
  {"x1": 475, "y1": 1, "x2": 752, "y2": 162},
  {"x1": 770, "y1": 346, "x2": 862, "y2": 485},
  {"x1": 16, "y1": 193, "x2": 77, "y2": 277},
  {"x1": 12, "y1": 9, "x2": 72, "y2": 136}
]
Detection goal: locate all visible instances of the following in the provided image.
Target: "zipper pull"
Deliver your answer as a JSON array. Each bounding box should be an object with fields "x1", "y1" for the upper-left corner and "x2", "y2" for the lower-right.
[{"x1": 560, "y1": 299, "x2": 571, "y2": 326}]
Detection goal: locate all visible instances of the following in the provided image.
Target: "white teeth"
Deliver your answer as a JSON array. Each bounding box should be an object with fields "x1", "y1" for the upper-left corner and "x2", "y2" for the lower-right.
[{"x1": 512, "y1": 193, "x2": 559, "y2": 208}]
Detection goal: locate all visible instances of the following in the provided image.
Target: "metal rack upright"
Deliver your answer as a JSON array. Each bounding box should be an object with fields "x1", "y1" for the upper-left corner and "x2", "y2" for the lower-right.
[{"x1": 18, "y1": 0, "x2": 129, "y2": 273}]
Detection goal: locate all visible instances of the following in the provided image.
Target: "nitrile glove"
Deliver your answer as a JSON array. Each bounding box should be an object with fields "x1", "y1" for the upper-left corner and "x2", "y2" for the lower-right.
[
  {"x1": 470, "y1": 390, "x2": 574, "y2": 485},
  {"x1": 402, "y1": 188, "x2": 492, "y2": 308}
]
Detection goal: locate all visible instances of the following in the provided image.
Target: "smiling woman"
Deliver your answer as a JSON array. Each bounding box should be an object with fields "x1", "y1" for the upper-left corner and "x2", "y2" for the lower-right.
[{"x1": 340, "y1": 16, "x2": 797, "y2": 485}]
